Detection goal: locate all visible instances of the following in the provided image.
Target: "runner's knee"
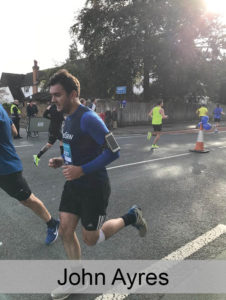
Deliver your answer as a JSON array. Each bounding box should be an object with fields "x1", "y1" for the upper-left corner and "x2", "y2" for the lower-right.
[
  {"x1": 82, "y1": 231, "x2": 99, "y2": 246},
  {"x1": 60, "y1": 223, "x2": 75, "y2": 239}
]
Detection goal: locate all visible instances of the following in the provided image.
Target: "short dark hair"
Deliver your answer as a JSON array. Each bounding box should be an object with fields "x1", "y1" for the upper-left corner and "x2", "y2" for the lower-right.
[
  {"x1": 48, "y1": 69, "x2": 80, "y2": 96},
  {"x1": 80, "y1": 98, "x2": 86, "y2": 104}
]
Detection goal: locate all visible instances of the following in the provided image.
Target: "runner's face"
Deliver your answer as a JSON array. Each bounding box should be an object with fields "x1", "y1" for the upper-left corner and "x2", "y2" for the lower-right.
[{"x1": 50, "y1": 84, "x2": 71, "y2": 113}]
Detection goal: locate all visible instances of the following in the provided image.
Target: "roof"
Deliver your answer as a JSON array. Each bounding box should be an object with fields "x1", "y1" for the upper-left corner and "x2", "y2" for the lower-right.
[
  {"x1": 0, "y1": 71, "x2": 46, "y2": 87},
  {"x1": 0, "y1": 59, "x2": 85, "y2": 101},
  {"x1": 0, "y1": 70, "x2": 46, "y2": 101},
  {"x1": 25, "y1": 91, "x2": 51, "y2": 102},
  {"x1": 0, "y1": 73, "x2": 25, "y2": 100}
]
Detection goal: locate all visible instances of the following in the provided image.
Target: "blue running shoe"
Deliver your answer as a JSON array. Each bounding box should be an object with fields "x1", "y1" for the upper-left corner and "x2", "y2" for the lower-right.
[
  {"x1": 128, "y1": 205, "x2": 147, "y2": 237},
  {"x1": 45, "y1": 220, "x2": 60, "y2": 245}
]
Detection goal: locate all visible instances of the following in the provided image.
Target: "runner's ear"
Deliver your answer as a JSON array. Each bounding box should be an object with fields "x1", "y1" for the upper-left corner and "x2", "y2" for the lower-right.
[{"x1": 70, "y1": 90, "x2": 78, "y2": 99}]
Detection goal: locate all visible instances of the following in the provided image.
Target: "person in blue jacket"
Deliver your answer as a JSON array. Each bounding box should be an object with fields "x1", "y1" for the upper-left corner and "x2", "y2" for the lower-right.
[
  {"x1": 213, "y1": 103, "x2": 225, "y2": 133},
  {"x1": 48, "y1": 69, "x2": 148, "y2": 299},
  {"x1": 0, "y1": 104, "x2": 59, "y2": 245}
]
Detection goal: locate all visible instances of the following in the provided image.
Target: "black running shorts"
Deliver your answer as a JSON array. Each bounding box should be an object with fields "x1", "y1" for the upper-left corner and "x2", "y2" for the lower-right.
[
  {"x1": 152, "y1": 124, "x2": 162, "y2": 131},
  {"x1": 60, "y1": 180, "x2": 111, "y2": 231},
  {"x1": 0, "y1": 171, "x2": 31, "y2": 201},
  {"x1": 214, "y1": 118, "x2": 220, "y2": 122},
  {"x1": 48, "y1": 131, "x2": 63, "y2": 145}
]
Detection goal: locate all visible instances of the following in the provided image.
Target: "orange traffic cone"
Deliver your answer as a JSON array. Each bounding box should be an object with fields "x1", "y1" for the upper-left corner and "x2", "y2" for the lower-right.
[{"x1": 189, "y1": 123, "x2": 209, "y2": 153}]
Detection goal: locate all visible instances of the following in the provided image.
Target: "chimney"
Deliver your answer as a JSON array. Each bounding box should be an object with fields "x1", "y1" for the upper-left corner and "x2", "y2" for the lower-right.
[{"x1": 32, "y1": 60, "x2": 39, "y2": 94}]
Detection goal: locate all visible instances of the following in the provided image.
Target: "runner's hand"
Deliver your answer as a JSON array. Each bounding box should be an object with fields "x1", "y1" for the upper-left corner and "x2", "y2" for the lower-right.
[
  {"x1": 49, "y1": 157, "x2": 64, "y2": 168},
  {"x1": 62, "y1": 165, "x2": 84, "y2": 180}
]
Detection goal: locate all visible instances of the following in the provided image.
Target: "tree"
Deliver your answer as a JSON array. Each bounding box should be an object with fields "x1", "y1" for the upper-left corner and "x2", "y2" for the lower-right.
[{"x1": 69, "y1": 0, "x2": 226, "y2": 102}]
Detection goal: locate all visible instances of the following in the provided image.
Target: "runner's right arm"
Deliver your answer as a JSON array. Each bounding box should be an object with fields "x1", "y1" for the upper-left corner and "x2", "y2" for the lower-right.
[{"x1": 148, "y1": 108, "x2": 153, "y2": 117}]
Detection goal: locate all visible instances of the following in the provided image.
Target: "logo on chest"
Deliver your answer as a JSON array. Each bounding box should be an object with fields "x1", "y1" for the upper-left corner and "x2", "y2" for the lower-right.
[{"x1": 63, "y1": 131, "x2": 74, "y2": 140}]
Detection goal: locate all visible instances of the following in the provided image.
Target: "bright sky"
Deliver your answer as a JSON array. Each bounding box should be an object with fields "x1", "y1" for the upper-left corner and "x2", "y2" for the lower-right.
[
  {"x1": 1, "y1": 0, "x2": 225, "y2": 77},
  {"x1": 205, "y1": 0, "x2": 226, "y2": 18},
  {"x1": 0, "y1": 0, "x2": 86, "y2": 75}
]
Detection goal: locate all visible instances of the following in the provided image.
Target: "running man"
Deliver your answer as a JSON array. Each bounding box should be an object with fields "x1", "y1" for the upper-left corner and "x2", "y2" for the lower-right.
[
  {"x1": 47, "y1": 69, "x2": 147, "y2": 299},
  {"x1": 147, "y1": 100, "x2": 168, "y2": 149},
  {"x1": 196, "y1": 104, "x2": 208, "y2": 122},
  {"x1": 0, "y1": 103, "x2": 59, "y2": 245},
  {"x1": 33, "y1": 103, "x2": 64, "y2": 166},
  {"x1": 213, "y1": 103, "x2": 224, "y2": 133}
]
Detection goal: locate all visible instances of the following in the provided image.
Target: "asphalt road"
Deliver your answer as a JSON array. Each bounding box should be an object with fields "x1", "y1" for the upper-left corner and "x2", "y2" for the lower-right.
[{"x1": 1, "y1": 128, "x2": 226, "y2": 300}]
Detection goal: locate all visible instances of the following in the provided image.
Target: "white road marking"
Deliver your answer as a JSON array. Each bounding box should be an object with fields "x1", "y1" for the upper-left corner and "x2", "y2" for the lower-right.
[
  {"x1": 95, "y1": 294, "x2": 127, "y2": 300},
  {"x1": 116, "y1": 134, "x2": 144, "y2": 139},
  {"x1": 14, "y1": 144, "x2": 33, "y2": 148},
  {"x1": 107, "y1": 153, "x2": 190, "y2": 170},
  {"x1": 116, "y1": 129, "x2": 226, "y2": 139},
  {"x1": 94, "y1": 224, "x2": 226, "y2": 299},
  {"x1": 163, "y1": 224, "x2": 226, "y2": 260}
]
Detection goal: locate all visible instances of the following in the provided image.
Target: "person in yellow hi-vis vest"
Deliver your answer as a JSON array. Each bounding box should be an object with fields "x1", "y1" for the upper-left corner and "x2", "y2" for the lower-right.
[
  {"x1": 10, "y1": 99, "x2": 22, "y2": 139},
  {"x1": 147, "y1": 100, "x2": 168, "y2": 149},
  {"x1": 196, "y1": 104, "x2": 208, "y2": 122}
]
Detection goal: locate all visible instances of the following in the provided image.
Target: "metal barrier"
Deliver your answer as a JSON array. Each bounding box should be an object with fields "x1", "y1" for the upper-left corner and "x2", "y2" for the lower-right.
[{"x1": 26, "y1": 117, "x2": 50, "y2": 139}]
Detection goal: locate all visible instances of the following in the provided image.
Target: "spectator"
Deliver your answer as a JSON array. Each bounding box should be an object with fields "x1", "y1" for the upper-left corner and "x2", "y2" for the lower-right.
[
  {"x1": 112, "y1": 108, "x2": 118, "y2": 129},
  {"x1": 105, "y1": 109, "x2": 112, "y2": 130},
  {"x1": 122, "y1": 99, "x2": 127, "y2": 108},
  {"x1": 80, "y1": 98, "x2": 87, "y2": 106},
  {"x1": 89, "y1": 98, "x2": 97, "y2": 111},
  {"x1": 99, "y1": 111, "x2": 106, "y2": 122},
  {"x1": 26, "y1": 100, "x2": 38, "y2": 137},
  {"x1": 26, "y1": 100, "x2": 36, "y2": 118},
  {"x1": 32, "y1": 102, "x2": 39, "y2": 116},
  {"x1": 10, "y1": 100, "x2": 22, "y2": 139}
]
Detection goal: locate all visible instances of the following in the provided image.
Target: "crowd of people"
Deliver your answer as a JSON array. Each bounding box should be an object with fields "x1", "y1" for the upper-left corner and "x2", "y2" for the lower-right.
[{"x1": 77, "y1": 97, "x2": 118, "y2": 130}]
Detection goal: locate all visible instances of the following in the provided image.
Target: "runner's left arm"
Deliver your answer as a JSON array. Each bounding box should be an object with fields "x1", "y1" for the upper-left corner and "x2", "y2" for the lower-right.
[
  {"x1": 160, "y1": 108, "x2": 168, "y2": 119},
  {"x1": 80, "y1": 111, "x2": 120, "y2": 174}
]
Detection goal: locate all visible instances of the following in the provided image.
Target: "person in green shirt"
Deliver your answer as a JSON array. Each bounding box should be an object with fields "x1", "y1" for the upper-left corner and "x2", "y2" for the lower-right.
[{"x1": 147, "y1": 100, "x2": 168, "y2": 149}]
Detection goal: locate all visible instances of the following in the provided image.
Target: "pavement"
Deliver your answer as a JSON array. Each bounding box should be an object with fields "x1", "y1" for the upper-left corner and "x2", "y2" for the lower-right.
[
  {"x1": 20, "y1": 116, "x2": 226, "y2": 137},
  {"x1": 18, "y1": 120, "x2": 226, "y2": 140}
]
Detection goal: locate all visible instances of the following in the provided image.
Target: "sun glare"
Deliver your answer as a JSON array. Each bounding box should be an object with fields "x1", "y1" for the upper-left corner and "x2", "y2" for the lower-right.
[{"x1": 205, "y1": 0, "x2": 226, "y2": 20}]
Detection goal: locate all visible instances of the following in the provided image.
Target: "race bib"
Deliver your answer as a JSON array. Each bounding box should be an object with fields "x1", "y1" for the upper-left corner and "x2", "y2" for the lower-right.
[{"x1": 63, "y1": 143, "x2": 72, "y2": 164}]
